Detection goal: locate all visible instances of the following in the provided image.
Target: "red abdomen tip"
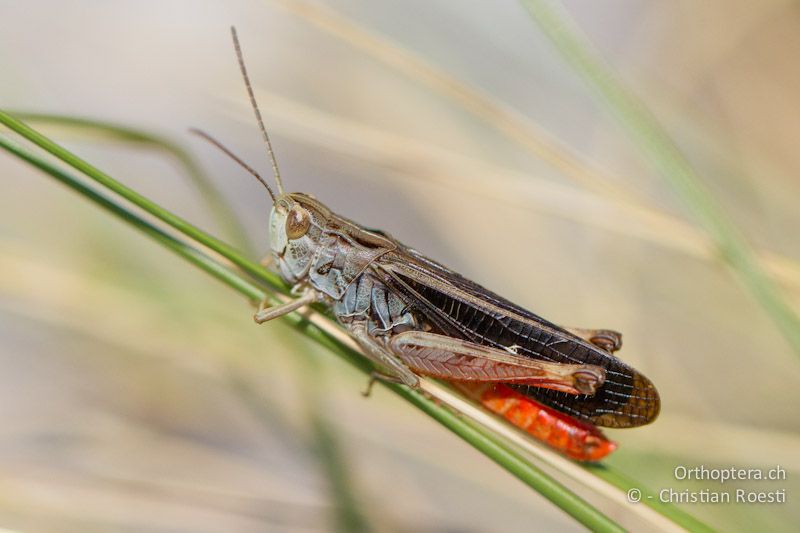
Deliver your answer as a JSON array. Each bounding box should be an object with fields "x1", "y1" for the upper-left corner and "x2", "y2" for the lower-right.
[{"x1": 463, "y1": 383, "x2": 616, "y2": 461}]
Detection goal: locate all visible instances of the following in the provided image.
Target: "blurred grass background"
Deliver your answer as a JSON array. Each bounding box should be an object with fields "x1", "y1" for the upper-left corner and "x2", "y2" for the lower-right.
[{"x1": 1, "y1": 1, "x2": 799, "y2": 531}]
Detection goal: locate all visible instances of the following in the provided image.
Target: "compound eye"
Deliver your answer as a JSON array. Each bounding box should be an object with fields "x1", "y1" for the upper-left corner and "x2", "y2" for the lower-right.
[{"x1": 285, "y1": 205, "x2": 311, "y2": 239}]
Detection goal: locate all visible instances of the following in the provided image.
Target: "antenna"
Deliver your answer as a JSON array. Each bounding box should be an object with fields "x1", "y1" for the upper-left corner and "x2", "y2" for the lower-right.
[
  {"x1": 189, "y1": 128, "x2": 277, "y2": 203},
  {"x1": 230, "y1": 26, "x2": 285, "y2": 195}
]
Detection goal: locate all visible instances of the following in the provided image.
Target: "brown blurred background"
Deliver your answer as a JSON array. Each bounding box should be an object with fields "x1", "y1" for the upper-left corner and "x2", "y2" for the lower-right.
[{"x1": 1, "y1": 1, "x2": 799, "y2": 531}]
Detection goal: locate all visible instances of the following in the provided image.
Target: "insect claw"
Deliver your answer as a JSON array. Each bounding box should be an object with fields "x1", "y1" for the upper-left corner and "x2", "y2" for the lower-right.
[
  {"x1": 361, "y1": 375, "x2": 377, "y2": 398},
  {"x1": 253, "y1": 290, "x2": 317, "y2": 324},
  {"x1": 361, "y1": 370, "x2": 405, "y2": 397}
]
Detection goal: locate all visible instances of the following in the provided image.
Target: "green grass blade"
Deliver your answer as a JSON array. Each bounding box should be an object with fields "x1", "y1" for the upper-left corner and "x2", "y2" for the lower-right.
[
  {"x1": 586, "y1": 464, "x2": 714, "y2": 533},
  {"x1": 0, "y1": 119, "x2": 628, "y2": 532},
  {"x1": 520, "y1": 0, "x2": 800, "y2": 355},
  {"x1": 0, "y1": 133, "x2": 263, "y2": 301},
  {"x1": 10, "y1": 112, "x2": 255, "y2": 255},
  {"x1": 0, "y1": 109, "x2": 278, "y2": 291}
]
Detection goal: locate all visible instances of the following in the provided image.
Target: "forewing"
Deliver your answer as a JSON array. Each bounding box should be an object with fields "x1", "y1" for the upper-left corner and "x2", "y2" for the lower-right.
[{"x1": 373, "y1": 249, "x2": 660, "y2": 428}]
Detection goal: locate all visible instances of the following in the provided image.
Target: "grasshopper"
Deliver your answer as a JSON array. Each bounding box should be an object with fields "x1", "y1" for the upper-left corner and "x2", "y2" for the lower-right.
[{"x1": 197, "y1": 28, "x2": 660, "y2": 461}]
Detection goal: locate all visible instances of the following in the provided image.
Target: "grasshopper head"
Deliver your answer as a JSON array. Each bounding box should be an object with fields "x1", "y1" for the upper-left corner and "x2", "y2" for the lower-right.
[
  {"x1": 213, "y1": 30, "x2": 391, "y2": 289},
  {"x1": 269, "y1": 193, "x2": 331, "y2": 284}
]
